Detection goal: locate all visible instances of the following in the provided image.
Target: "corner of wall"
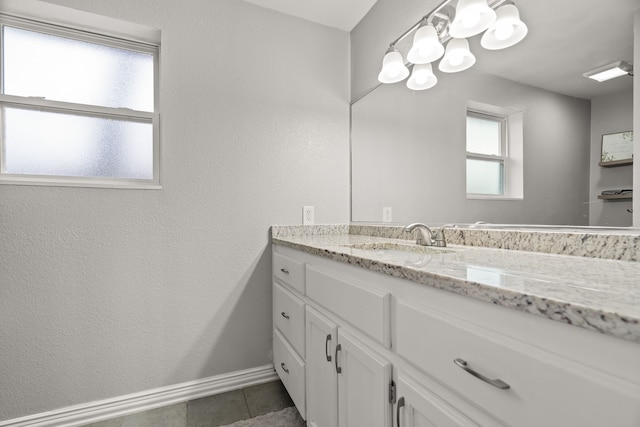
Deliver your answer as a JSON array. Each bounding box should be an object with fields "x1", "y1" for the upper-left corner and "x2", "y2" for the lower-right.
[{"x1": 633, "y1": 11, "x2": 640, "y2": 226}]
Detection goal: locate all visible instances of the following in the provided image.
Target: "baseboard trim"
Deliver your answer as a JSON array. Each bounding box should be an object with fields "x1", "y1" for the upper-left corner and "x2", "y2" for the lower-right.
[{"x1": 1, "y1": 364, "x2": 278, "y2": 427}]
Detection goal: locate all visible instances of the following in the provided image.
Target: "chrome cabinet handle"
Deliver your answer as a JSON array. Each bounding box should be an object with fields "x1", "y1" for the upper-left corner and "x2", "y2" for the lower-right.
[
  {"x1": 453, "y1": 358, "x2": 510, "y2": 390},
  {"x1": 280, "y1": 312, "x2": 290, "y2": 319},
  {"x1": 396, "y1": 396, "x2": 405, "y2": 427},
  {"x1": 280, "y1": 362, "x2": 289, "y2": 374},
  {"x1": 325, "y1": 334, "x2": 332, "y2": 362},
  {"x1": 334, "y1": 344, "x2": 342, "y2": 374},
  {"x1": 280, "y1": 268, "x2": 290, "y2": 274}
]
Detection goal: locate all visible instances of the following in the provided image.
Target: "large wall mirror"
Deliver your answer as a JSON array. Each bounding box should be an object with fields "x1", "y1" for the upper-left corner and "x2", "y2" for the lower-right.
[{"x1": 351, "y1": 0, "x2": 637, "y2": 227}]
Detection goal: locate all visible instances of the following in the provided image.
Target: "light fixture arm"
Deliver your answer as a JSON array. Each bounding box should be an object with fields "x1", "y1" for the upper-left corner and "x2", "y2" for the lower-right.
[{"x1": 386, "y1": 0, "x2": 511, "y2": 48}]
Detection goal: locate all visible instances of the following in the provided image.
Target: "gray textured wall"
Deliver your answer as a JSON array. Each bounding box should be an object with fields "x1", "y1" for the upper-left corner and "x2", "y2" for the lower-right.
[
  {"x1": 351, "y1": 69, "x2": 591, "y2": 225},
  {"x1": 0, "y1": 0, "x2": 349, "y2": 421},
  {"x1": 589, "y1": 90, "x2": 634, "y2": 226}
]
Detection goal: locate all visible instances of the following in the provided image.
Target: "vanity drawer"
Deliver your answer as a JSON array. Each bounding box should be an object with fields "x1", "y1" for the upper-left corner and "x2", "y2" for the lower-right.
[
  {"x1": 395, "y1": 299, "x2": 640, "y2": 427},
  {"x1": 273, "y1": 252, "x2": 305, "y2": 294},
  {"x1": 273, "y1": 282, "x2": 305, "y2": 358},
  {"x1": 273, "y1": 328, "x2": 306, "y2": 419},
  {"x1": 306, "y1": 265, "x2": 390, "y2": 347}
]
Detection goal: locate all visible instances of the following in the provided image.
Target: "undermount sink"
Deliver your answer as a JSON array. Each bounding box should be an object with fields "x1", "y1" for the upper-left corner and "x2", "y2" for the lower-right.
[{"x1": 339, "y1": 242, "x2": 454, "y2": 264}]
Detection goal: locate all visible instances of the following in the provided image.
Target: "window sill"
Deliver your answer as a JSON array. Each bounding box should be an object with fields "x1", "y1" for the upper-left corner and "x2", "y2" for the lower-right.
[
  {"x1": 467, "y1": 194, "x2": 523, "y2": 201},
  {"x1": 0, "y1": 176, "x2": 161, "y2": 190}
]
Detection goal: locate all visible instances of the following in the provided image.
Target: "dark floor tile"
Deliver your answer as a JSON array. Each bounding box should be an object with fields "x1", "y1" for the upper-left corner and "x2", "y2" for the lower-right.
[
  {"x1": 243, "y1": 380, "x2": 294, "y2": 418},
  {"x1": 121, "y1": 403, "x2": 187, "y2": 427},
  {"x1": 187, "y1": 389, "x2": 250, "y2": 427}
]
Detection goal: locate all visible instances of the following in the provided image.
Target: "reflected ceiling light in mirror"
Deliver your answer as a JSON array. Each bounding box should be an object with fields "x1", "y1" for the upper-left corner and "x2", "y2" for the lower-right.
[
  {"x1": 407, "y1": 63, "x2": 438, "y2": 90},
  {"x1": 376, "y1": 0, "x2": 527, "y2": 89},
  {"x1": 377, "y1": 48, "x2": 410, "y2": 83},
  {"x1": 583, "y1": 61, "x2": 633, "y2": 82},
  {"x1": 407, "y1": 24, "x2": 445, "y2": 64},
  {"x1": 481, "y1": 3, "x2": 528, "y2": 50},
  {"x1": 449, "y1": 0, "x2": 496, "y2": 38},
  {"x1": 439, "y1": 38, "x2": 476, "y2": 72}
]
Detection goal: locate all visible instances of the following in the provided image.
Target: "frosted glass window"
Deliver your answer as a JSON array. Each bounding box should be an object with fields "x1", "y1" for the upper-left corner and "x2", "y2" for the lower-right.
[
  {"x1": 466, "y1": 115, "x2": 501, "y2": 155},
  {"x1": 3, "y1": 106, "x2": 153, "y2": 179},
  {"x1": 3, "y1": 26, "x2": 154, "y2": 112},
  {"x1": 466, "y1": 159, "x2": 503, "y2": 195},
  {"x1": 0, "y1": 15, "x2": 159, "y2": 187}
]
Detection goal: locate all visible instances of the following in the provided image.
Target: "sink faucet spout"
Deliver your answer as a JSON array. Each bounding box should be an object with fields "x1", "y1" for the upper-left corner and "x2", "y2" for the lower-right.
[{"x1": 405, "y1": 223, "x2": 434, "y2": 246}]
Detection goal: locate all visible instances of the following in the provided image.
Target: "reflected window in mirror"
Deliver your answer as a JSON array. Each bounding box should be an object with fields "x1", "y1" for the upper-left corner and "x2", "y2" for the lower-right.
[
  {"x1": 466, "y1": 105, "x2": 523, "y2": 200},
  {"x1": 466, "y1": 111, "x2": 506, "y2": 195}
]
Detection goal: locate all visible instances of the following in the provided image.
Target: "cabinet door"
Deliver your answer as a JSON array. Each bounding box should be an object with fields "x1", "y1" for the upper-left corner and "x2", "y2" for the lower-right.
[
  {"x1": 337, "y1": 329, "x2": 392, "y2": 427},
  {"x1": 306, "y1": 306, "x2": 338, "y2": 427},
  {"x1": 395, "y1": 373, "x2": 479, "y2": 427}
]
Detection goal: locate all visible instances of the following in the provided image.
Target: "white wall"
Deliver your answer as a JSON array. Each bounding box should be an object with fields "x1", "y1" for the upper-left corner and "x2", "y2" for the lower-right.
[
  {"x1": 351, "y1": 69, "x2": 591, "y2": 225},
  {"x1": 634, "y1": 11, "x2": 640, "y2": 226},
  {"x1": 0, "y1": 0, "x2": 350, "y2": 421},
  {"x1": 589, "y1": 90, "x2": 634, "y2": 226}
]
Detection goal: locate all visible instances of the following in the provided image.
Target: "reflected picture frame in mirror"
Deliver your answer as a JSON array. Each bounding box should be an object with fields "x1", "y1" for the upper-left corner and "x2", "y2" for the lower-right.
[{"x1": 600, "y1": 131, "x2": 634, "y2": 166}]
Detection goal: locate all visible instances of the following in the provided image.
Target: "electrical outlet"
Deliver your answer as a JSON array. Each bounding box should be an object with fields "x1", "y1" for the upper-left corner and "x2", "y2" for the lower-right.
[
  {"x1": 303, "y1": 206, "x2": 315, "y2": 225},
  {"x1": 383, "y1": 207, "x2": 392, "y2": 223}
]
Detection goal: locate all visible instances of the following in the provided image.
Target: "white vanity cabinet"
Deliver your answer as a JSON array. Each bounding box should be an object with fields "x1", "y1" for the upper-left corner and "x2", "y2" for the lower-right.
[
  {"x1": 272, "y1": 244, "x2": 640, "y2": 427},
  {"x1": 304, "y1": 265, "x2": 393, "y2": 427},
  {"x1": 272, "y1": 251, "x2": 307, "y2": 418},
  {"x1": 395, "y1": 372, "x2": 479, "y2": 427}
]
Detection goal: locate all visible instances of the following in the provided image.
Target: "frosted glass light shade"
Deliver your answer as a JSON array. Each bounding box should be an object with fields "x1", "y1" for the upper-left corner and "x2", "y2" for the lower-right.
[
  {"x1": 449, "y1": 0, "x2": 496, "y2": 38},
  {"x1": 481, "y1": 4, "x2": 528, "y2": 50},
  {"x1": 3, "y1": 26, "x2": 154, "y2": 112},
  {"x1": 378, "y1": 50, "x2": 410, "y2": 83},
  {"x1": 438, "y1": 38, "x2": 476, "y2": 73},
  {"x1": 407, "y1": 64, "x2": 438, "y2": 90},
  {"x1": 407, "y1": 25, "x2": 445, "y2": 64}
]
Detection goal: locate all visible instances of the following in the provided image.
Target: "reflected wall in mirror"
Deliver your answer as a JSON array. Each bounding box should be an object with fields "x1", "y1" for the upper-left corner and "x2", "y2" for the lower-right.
[{"x1": 350, "y1": 0, "x2": 637, "y2": 227}]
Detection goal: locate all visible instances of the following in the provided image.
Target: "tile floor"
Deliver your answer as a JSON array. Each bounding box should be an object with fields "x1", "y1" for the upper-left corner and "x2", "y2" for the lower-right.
[{"x1": 81, "y1": 380, "x2": 295, "y2": 427}]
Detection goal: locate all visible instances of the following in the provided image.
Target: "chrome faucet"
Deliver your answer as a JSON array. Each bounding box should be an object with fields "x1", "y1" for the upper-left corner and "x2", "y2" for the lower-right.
[
  {"x1": 405, "y1": 223, "x2": 434, "y2": 246},
  {"x1": 405, "y1": 223, "x2": 455, "y2": 247}
]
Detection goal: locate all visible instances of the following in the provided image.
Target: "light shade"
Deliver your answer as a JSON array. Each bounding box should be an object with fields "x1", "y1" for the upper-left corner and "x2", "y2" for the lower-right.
[
  {"x1": 407, "y1": 25, "x2": 445, "y2": 64},
  {"x1": 378, "y1": 50, "x2": 410, "y2": 83},
  {"x1": 481, "y1": 4, "x2": 528, "y2": 50},
  {"x1": 438, "y1": 38, "x2": 476, "y2": 73},
  {"x1": 407, "y1": 63, "x2": 438, "y2": 90},
  {"x1": 583, "y1": 61, "x2": 633, "y2": 82},
  {"x1": 449, "y1": 0, "x2": 496, "y2": 38}
]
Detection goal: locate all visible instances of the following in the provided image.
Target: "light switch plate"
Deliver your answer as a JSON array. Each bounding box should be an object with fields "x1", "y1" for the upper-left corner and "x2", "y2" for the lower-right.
[{"x1": 383, "y1": 207, "x2": 392, "y2": 223}]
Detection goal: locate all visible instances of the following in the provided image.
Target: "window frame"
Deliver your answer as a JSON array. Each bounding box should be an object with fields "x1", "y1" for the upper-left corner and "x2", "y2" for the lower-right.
[
  {"x1": 465, "y1": 109, "x2": 509, "y2": 198},
  {"x1": 0, "y1": 14, "x2": 161, "y2": 189}
]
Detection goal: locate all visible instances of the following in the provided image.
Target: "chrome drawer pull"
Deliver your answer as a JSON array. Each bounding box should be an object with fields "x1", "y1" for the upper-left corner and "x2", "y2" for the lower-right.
[
  {"x1": 396, "y1": 397, "x2": 405, "y2": 427},
  {"x1": 325, "y1": 334, "x2": 332, "y2": 362},
  {"x1": 280, "y1": 268, "x2": 290, "y2": 274},
  {"x1": 281, "y1": 312, "x2": 290, "y2": 319},
  {"x1": 453, "y1": 358, "x2": 510, "y2": 390},
  {"x1": 280, "y1": 362, "x2": 289, "y2": 374}
]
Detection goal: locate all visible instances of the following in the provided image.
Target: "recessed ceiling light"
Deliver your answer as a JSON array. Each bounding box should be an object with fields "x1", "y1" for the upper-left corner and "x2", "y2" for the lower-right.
[{"x1": 583, "y1": 61, "x2": 633, "y2": 82}]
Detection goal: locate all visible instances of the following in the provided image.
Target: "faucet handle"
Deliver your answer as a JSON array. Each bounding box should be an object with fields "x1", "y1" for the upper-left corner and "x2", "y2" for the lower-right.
[{"x1": 433, "y1": 224, "x2": 456, "y2": 247}]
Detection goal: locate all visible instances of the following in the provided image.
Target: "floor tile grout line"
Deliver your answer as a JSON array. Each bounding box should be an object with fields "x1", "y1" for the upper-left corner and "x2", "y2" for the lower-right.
[{"x1": 241, "y1": 387, "x2": 252, "y2": 419}]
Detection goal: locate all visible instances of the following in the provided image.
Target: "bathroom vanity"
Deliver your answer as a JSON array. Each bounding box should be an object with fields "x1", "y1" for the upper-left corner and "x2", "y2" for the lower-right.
[{"x1": 271, "y1": 225, "x2": 640, "y2": 427}]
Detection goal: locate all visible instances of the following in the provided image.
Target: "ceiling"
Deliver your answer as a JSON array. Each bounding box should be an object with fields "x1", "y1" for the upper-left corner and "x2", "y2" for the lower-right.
[
  {"x1": 241, "y1": 0, "x2": 378, "y2": 32},
  {"x1": 243, "y1": 0, "x2": 637, "y2": 100}
]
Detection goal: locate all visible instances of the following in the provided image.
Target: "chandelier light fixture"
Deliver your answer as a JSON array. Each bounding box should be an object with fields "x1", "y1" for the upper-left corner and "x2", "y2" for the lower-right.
[{"x1": 377, "y1": 0, "x2": 528, "y2": 91}]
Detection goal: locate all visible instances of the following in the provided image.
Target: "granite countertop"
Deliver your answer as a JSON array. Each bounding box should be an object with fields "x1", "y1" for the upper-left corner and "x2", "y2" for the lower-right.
[{"x1": 271, "y1": 226, "x2": 640, "y2": 344}]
